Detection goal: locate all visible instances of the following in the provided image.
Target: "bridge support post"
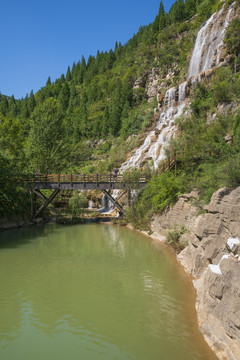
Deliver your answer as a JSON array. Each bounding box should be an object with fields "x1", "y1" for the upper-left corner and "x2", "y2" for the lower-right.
[
  {"x1": 101, "y1": 189, "x2": 125, "y2": 217},
  {"x1": 33, "y1": 188, "x2": 60, "y2": 219}
]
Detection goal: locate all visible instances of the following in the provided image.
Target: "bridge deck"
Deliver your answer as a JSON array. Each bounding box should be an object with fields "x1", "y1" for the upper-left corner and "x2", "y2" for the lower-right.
[{"x1": 20, "y1": 174, "x2": 148, "y2": 190}]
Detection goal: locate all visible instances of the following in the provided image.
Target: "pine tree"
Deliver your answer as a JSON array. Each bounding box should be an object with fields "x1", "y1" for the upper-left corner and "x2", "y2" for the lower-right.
[
  {"x1": 28, "y1": 90, "x2": 36, "y2": 113},
  {"x1": 9, "y1": 96, "x2": 18, "y2": 117},
  {"x1": 122, "y1": 77, "x2": 134, "y2": 106},
  {"x1": 169, "y1": 0, "x2": 186, "y2": 23},
  {"x1": 66, "y1": 66, "x2": 72, "y2": 82},
  {"x1": 67, "y1": 83, "x2": 76, "y2": 114},
  {"x1": 79, "y1": 56, "x2": 86, "y2": 84},
  {"x1": 158, "y1": 0, "x2": 166, "y2": 30},
  {"x1": 0, "y1": 96, "x2": 9, "y2": 116},
  {"x1": 185, "y1": 0, "x2": 196, "y2": 19},
  {"x1": 120, "y1": 101, "x2": 131, "y2": 137},
  {"x1": 109, "y1": 81, "x2": 123, "y2": 136},
  {"x1": 58, "y1": 83, "x2": 70, "y2": 111},
  {"x1": 101, "y1": 106, "x2": 109, "y2": 138},
  {"x1": 73, "y1": 92, "x2": 89, "y2": 139},
  {"x1": 107, "y1": 49, "x2": 116, "y2": 69},
  {"x1": 21, "y1": 95, "x2": 29, "y2": 119},
  {"x1": 71, "y1": 62, "x2": 77, "y2": 79},
  {"x1": 46, "y1": 76, "x2": 51, "y2": 86}
]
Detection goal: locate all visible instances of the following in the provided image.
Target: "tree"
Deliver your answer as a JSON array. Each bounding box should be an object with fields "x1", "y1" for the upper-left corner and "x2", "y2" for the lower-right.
[
  {"x1": 46, "y1": 76, "x2": 51, "y2": 86},
  {"x1": 158, "y1": 0, "x2": 166, "y2": 30},
  {"x1": 67, "y1": 82, "x2": 77, "y2": 114},
  {"x1": 78, "y1": 55, "x2": 87, "y2": 84},
  {"x1": 28, "y1": 90, "x2": 36, "y2": 113},
  {"x1": 66, "y1": 66, "x2": 72, "y2": 82},
  {"x1": 169, "y1": 0, "x2": 186, "y2": 23},
  {"x1": 28, "y1": 98, "x2": 65, "y2": 173},
  {"x1": 101, "y1": 106, "x2": 109, "y2": 138},
  {"x1": 0, "y1": 113, "x2": 25, "y2": 168},
  {"x1": 73, "y1": 91, "x2": 89, "y2": 140},
  {"x1": 58, "y1": 83, "x2": 70, "y2": 111},
  {"x1": 225, "y1": 19, "x2": 240, "y2": 73},
  {"x1": 21, "y1": 95, "x2": 29, "y2": 119},
  {"x1": 109, "y1": 81, "x2": 123, "y2": 136},
  {"x1": 0, "y1": 95, "x2": 9, "y2": 116},
  {"x1": 185, "y1": 0, "x2": 196, "y2": 19},
  {"x1": 9, "y1": 96, "x2": 18, "y2": 117}
]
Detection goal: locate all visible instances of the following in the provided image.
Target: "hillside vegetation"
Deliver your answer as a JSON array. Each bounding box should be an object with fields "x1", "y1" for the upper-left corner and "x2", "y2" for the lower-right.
[{"x1": 0, "y1": 0, "x2": 239, "y2": 219}]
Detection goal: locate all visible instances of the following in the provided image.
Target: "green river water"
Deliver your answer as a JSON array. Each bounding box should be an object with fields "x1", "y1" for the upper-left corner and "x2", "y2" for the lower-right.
[{"x1": 0, "y1": 224, "x2": 216, "y2": 360}]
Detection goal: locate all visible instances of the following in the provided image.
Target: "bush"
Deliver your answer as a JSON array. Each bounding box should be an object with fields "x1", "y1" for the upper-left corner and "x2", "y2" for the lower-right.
[
  {"x1": 141, "y1": 171, "x2": 185, "y2": 213},
  {"x1": 166, "y1": 225, "x2": 188, "y2": 252},
  {"x1": 67, "y1": 192, "x2": 88, "y2": 215},
  {"x1": 122, "y1": 168, "x2": 141, "y2": 189}
]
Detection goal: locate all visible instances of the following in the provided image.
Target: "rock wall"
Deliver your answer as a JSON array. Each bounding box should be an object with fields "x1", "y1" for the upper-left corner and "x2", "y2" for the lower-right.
[{"x1": 151, "y1": 187, "x2": 240, "y2": 360}]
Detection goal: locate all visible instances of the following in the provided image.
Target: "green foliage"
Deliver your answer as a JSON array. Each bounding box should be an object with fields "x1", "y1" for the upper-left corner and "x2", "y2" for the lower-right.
[
  {"x1": 158, "y1": 0, "x2": 166, "y2": 30},
  {"x1": 27, "y1": 98, "x2": 65, "y2": 173},
  {"x1": 125, "y1": 201, "x2": 152, "y2": 231},
  {"x1": 141, "y1": 171, "x2": 185, "y2": 212},
  {"x1": 166, "y1": 225, "x2": 188, "y2": 252},
  {"x1": 225, "y1": 18, "x2": 240, "y2": 57},
  {"x1": 122, "y1": 168, "x2": 141, "y2": 189},
  {"x1": 0, "y1": 113, "x2": 25, "y2": 168},
  {"x1": 166, "y1": 229, "x2": 181, "y2": 243},
  {"x1": 67, "y1": 192, "x2": 88, "y2": 216},
  {"x1": 169, "y1": 0, "x2": 186, "y2": 23},
  {"x1": 196, "y1": 0, "x2": 213, "y2": 21},
  {"x1": 0, "y1": 152, "x2": 30, "y2": 217}
]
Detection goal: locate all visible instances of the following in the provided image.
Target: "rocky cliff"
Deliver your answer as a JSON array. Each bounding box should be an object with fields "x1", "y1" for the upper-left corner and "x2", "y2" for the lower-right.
[{"x1": 151, "y1": 187, "x2": 240, "y2": 359}]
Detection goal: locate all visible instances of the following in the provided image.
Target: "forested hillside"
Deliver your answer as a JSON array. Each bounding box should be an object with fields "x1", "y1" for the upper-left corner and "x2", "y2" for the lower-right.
[{"x1": 0, "y1": 0, "x2": 239, "y2": 219}]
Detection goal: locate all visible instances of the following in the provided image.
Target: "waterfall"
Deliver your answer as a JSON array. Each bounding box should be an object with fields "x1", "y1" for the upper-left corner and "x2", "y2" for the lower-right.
[
  {"x1": 178, "y1": 82, "x2": 187, "y2": 104},
  {"x1": 98, "y1": 194, "x2": 114, "y2": 214},
  {"x1": 120, "y1": 3, "x2": 234, "y2": 172},
  {"x1": 88, "y1": 200, "x2": 93, "y2": 209},
  {"x1": 120, "y1": 83, "x2": 187, "y2": 171},
  {"x1": 188, "y1": 12, "x2": 217, "y2": 78},
  {"x1": 188, "y1": 4, "x2": 234, "y2": 79}
]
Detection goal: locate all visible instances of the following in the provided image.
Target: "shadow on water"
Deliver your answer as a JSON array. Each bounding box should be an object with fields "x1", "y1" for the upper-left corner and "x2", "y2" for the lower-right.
[{"x1": 0, "y1": 223, "x2": 59, "y2": 249}]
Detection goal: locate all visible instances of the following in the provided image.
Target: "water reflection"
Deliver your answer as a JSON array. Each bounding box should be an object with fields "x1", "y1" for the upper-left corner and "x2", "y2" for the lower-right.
[{"x1": 0, "y1": 224, "x2": 216, "y2": 360}]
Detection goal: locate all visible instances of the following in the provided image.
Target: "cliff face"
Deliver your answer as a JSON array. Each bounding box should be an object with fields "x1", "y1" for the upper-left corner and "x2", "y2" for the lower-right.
[
  {"x1": 120, "y1": 2, "x2": 239, "y2": 173},
  {"x1": 151, "y1": 187, "x2": 240, "y2": 360}
]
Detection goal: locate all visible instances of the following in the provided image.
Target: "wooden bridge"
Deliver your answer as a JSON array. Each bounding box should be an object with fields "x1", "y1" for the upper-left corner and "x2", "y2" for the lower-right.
[
  {"x1": 23, "y1": 173, "x2": 148, "y2": 190},
  {"x1": 21, "y1": 173, "x2": 149, "y2": 219}
]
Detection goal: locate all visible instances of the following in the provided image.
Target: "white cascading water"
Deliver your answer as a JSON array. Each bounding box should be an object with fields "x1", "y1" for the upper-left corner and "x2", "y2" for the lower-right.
[
  {"x1": 178, "y1": 81, "x2": 187, "y2": 105},
  {"x1": 120, "y1": 83, "x2": 187, "y2": 171},
  {"x1": 188, "y1": 4, "x2": 234, "y2": 79}
]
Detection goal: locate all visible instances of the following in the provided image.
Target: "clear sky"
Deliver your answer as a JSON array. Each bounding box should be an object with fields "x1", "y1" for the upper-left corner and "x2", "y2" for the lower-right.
[{"x1": 0, "y1": 0, "x2": 175, "y2": 99}]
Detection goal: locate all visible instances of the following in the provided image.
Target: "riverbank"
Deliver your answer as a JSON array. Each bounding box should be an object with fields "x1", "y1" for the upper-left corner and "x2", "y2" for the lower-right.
[
  {"x1": 0, "y1": 212, "x2": 117, "y2": 232},
  {"x1": 136, "y1": 187, "x2": 240, "y2": 360}
]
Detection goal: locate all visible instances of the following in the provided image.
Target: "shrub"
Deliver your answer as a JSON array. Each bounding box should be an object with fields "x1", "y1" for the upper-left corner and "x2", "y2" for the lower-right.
[
  {"x1": 166, "y1": 225, "x2": 189, "y2": 252},
  {"x1": 141, "y1": 171, "x2": 185, "y2": 213},
  {"x1": 122, "y1": 168, "x2": 141, "y2": 188},
  {"x1": 67, "y1": 192, "x2": 88, "y2": 216}
]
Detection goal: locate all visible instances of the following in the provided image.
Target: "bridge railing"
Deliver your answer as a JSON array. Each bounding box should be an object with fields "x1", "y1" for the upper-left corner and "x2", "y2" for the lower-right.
[{"x1": 18, "y1": 173, "x2": 149, "y2": 184}]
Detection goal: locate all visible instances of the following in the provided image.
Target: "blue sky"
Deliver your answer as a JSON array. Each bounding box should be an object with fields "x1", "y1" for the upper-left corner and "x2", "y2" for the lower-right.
[{"x1": 0, "y1": 0, "x2": 175, "y2": 99}]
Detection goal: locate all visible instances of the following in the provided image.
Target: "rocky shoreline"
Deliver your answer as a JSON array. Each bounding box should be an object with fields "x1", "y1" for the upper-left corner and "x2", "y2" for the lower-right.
[{"x1": 143, "y1": 187, "x2": 240, "y2": 360}]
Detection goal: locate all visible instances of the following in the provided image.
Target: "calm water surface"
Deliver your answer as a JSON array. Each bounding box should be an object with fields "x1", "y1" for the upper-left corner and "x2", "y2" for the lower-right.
[{"x1": 0, "y1": 224, "x2": 216, "y2": 360}]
